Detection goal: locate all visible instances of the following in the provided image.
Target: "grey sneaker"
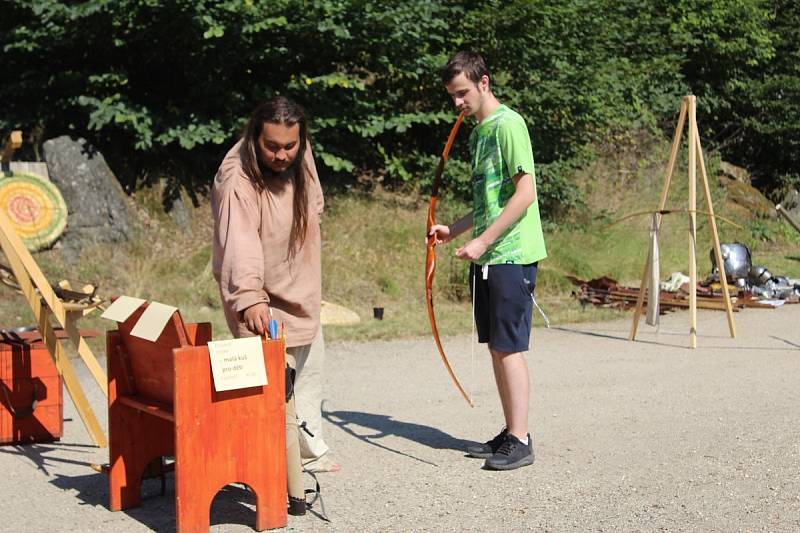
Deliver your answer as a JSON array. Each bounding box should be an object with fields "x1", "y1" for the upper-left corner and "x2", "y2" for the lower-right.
[
  {"x1": 466, "y1": 428, "x2": 508, "y2": 459},
  {"x1": 483, "y1": 433, "x2": 534, "y2": 471}
]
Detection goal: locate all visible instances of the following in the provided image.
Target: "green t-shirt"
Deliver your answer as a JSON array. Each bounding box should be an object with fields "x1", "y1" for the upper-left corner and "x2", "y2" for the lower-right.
[{"x1": 469, "y1": 104, "x2": 547, "y2": 265}]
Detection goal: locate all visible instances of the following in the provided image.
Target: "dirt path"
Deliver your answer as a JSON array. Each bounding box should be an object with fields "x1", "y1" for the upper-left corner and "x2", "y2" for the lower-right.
[{"x1": 1, "y1": 304, "x2": 798, "y2": 532}]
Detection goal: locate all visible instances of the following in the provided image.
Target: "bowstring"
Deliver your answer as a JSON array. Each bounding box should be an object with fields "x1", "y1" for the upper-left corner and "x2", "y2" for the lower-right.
[{"x1": 470, "y1": 263, "x2": 476, "y2": 405}]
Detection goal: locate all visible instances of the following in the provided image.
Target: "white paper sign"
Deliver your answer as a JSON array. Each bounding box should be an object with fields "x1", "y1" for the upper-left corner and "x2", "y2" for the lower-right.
[
  {"x1": 208, "y1": 336, "x2": 268, "y2": 392},
  {"x1": 101, "y1": 296, "x2": 146, "y2": 323},
  {"x1": 130, "y1": 301, "x2": 178, "y2": 342}
]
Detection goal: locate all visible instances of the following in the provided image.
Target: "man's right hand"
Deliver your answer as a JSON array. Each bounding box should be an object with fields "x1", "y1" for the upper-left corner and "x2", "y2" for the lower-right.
[{"x1": 242, "y1": 302, "x2": 270, "y2": 335}]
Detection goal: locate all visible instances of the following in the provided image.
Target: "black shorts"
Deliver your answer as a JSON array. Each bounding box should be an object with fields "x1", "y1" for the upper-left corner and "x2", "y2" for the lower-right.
[{"x1": 469, "y1": 262, "x2": 538, "y2": 353}]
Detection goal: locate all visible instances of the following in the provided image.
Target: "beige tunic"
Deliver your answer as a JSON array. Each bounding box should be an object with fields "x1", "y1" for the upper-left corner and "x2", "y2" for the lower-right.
[{"x1": 211, "y1": 140, "x2": 323, "y2": 347}]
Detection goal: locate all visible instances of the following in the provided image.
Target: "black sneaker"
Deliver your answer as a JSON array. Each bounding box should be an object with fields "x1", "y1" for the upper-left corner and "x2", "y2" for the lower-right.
[
  {"x1": 465, "y1": 428, "x2": 508, "y2": 459},
  {"x1": 483, "y1": 433, "x2": 534, "y2": 471}
]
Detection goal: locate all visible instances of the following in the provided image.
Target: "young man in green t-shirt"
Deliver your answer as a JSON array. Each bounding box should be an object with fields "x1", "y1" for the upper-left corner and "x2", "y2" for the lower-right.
[{"x1": 430, "y1": 51, "x2": 547, "y2": 470}]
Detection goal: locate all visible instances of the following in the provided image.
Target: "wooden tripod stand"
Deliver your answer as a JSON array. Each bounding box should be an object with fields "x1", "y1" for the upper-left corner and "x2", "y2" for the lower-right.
[{"x1": 629, "y1": 95, "x2": 737, "y2": 348}]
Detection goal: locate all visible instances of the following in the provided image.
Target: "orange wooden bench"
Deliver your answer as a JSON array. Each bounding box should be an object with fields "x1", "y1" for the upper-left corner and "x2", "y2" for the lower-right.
[{"x1": 106, "y1": 304, "x2": 287, "y2": 531}]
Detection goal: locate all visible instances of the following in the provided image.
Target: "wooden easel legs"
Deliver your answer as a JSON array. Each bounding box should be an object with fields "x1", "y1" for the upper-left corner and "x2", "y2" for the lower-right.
[
  {"x1": 0, "y1": 210, "x2": 107, "y2": 446},
  {"x1": 695, "y1": 127, "x2": 737, "y2": 340},
  {"x1": 629, "y1": 95, "x2": 737, "y2": 348}
]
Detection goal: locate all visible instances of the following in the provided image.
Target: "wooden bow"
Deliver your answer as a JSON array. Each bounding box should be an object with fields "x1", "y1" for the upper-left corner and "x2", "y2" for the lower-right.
[
  {"x1": 425, "y1": 112, "x2": 473, "y2": 407},
  {"x1": 607, "y1": 209, "x2": 743, "y2": 229}
]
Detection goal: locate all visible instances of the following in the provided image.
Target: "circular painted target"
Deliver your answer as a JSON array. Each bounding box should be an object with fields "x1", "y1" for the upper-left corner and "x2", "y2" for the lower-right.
[{"x1": 0, "y1": 172, "x2": 68, "y2": 251}]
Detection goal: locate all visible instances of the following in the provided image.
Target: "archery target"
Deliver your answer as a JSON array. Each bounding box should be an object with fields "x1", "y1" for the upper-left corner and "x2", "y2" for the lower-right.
[{"x1": 0, "y1": 173, "x2": 68, "y2": 251}]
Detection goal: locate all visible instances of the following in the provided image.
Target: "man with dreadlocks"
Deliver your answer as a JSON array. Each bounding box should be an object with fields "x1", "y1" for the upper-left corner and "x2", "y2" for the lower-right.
[{"x1": 211, "y1": 96, "x2": 339, "y2": 477}]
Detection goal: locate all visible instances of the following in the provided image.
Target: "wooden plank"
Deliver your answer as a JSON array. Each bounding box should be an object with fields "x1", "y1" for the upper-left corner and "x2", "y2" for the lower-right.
[
  {"x1": 37, "y1": 308, "x2": 107, "y2": 447},
  {"x1": 116, "y1": 305, "x2": 189, "y2": 405},
  {"x1": 107, "y1": 314, "x2": 287, "y2": 529},
  {"x1": 173, "y1": 339, "x2": 288, "y2": 530},
  {"x1": 609, "y1": 290, "x2": 742, "y2": 310},
  {"x1": 0, "y1": 210, "x2": 107, "y2": 395},
  {"x1": 630, "y1": 99, "x2": 688, "y2": 340},
  {"x1": 1, "y1": 131, "x2": 22, "y2": 163},
  {"x1": 6, "y1": 161, "x2": 51, "y2": 181},
  {"x1": 688, "y1": 96, "x2": 698, "y2": 349},
  {"x1": 117, "y1": 396, "x2": 175, "y2": 422},
  {"x1": 695, "y1": 129, "x2": 737, "y2": 338},
  {"x1": 630, "y1": 96, "x2": 740, "y2": 348},
  {"x1": 0, "y1": 328, "x2": 99, "y2": 344},
  {"x1": 0, "y1": 342, "x2": 64, "y2": 444},
  {"x1": 776, "y1": 204, "x2": 800, "y2": 235},
  {"x1": 0, "y1": 211, "x2": 70, "y2": 325},
  {"x1": 738, "y1": 299, "x2": 782, "y2": 309},
  {"x1": 0, "y1": 212, "x2": 107, "y2": 447},
  {"x1": 65, "y1": 311, "x2": 108, "y2": 395}
]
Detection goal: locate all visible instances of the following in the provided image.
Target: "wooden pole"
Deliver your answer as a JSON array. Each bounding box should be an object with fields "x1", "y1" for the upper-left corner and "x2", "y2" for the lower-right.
[
  {"x1": 64, "y1": 312, "x2": 107, "y2": 393},
  {"x1": 688, "y1": 96, "x2": 698, "y2": 348},
  {"x1": 1, "y1": 130, "x2": 22, "y2": 163},
  {"x1": 0, "y1": 211, "x2": 107, "y2": 446},
  {"x1": 0, "y1": 211, "x2": 107, "y2": 394},
  {"x1": 695, "y1": 129, "x2": 737, "y2": 338},
  {"x1": 0, "y1": 234, "x2": 107, "y2": 447},
  {"x1": 38, "y1": 308, "x2": 107, "y2": 447},
  {"x1": 630, "y1": 95, "x2": 738, "y2": 348},
  {"x1": 776, "y1": 204, "x2": 800, "y2": 235},
  {"x1": 630, "y1": 99, "x2": 688, "y2": 340}
]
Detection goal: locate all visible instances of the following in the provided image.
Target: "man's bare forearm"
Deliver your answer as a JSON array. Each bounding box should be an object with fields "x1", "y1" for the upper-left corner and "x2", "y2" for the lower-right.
[
  {"x1": 448, "y1": 212, "x2": 474, "y2": 240},
  {"x1": 479, "y1": 173, "x2": 535, "y2": 246}
]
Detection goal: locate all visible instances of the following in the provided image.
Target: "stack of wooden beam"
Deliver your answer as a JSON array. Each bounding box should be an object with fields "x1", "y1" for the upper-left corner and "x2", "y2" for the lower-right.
[{"x1": 567, "y1": 276, "x2": 781, "y2": 313}]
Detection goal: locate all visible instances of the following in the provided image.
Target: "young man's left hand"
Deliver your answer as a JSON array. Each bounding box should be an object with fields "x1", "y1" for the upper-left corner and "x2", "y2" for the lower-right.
[{"x1": 455, "y1": 237, "x2": 488, "y2": 261}]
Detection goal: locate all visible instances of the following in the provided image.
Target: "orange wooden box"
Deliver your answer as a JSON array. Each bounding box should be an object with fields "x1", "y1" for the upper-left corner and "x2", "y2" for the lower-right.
[
  {"x1": 107, "y1": 305, "x2": 287, "y2": 532},
  {"x1": 0, "y1": 336, "x2": 63, "y2": 445}
]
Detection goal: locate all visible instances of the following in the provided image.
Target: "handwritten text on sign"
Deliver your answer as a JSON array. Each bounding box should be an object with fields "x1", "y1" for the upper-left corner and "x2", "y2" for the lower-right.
[{"x1": 208, "y1": 336, "x2": 268, "y2": 392}]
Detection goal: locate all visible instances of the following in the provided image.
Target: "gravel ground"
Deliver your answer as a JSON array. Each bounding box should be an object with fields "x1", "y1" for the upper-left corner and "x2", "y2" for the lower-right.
[{"x1": 1, "y1": 305, "x2": 799, "y2": 532}]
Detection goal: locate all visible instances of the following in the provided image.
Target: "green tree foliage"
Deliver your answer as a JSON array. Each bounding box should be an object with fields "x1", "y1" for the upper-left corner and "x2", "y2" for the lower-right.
[
  {"x1": 1, "y1": 0, "x2": 798, "y2": 215},
  {"x1": 738, "y1": 0, "x2": 800, "y2": 193},
  {"x1": 665, "y1": 0, "x2": 799, "y2": 192}
]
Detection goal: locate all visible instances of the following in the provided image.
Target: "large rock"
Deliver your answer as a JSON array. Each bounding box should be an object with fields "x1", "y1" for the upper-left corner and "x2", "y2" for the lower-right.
[
  {"x1": 718, "y1": 175, "x2": 776, "y2": 219},
  {"x1": 719, "y1": 161, "x2": 752, "y2": 185},
  {"x1": 43, "y1": 136, "x2": 134, "y2": 253}
]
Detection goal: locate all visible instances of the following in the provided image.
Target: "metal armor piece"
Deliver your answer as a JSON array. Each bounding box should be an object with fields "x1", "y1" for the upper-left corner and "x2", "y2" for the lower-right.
[
  {"x1": 710, "y1": 242, "x2": 752, "y2": 279},
  {"x1": 748, "y1": 265, "x2": 773, "y2": 286}
]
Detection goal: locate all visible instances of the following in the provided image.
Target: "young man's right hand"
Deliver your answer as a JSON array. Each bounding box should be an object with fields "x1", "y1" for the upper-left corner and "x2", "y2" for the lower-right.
[{"x1": 242, "y1": 302, "x2": 271, "y2": 335}]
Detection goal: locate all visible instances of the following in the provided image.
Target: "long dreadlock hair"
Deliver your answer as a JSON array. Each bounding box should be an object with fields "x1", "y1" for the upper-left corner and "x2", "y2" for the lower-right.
[{"x1": 240, "y1": 96, "x2": 311, "y2": 255}]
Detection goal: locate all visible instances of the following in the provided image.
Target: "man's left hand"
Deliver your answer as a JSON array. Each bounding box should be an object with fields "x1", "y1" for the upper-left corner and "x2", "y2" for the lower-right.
[{"x1": 455, "y1": 237, "x2": 488, "y2": 261}]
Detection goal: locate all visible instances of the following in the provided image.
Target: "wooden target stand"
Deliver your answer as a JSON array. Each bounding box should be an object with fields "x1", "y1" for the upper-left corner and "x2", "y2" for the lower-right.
[
  {"x1": 628, "y1": 95, "x2": 737, "y2": 348},
  {"x1": 0, "y1": 133, "x2": 107, "y2": 446}
]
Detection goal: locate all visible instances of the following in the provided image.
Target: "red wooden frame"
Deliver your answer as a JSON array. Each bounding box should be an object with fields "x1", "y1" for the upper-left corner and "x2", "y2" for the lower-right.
[
  {"x1": 107, "y1": 305, "x2": 286, "y2": 531},
  {"x1": 0, "y1": 338, "x2": 63, "y2": 444}
]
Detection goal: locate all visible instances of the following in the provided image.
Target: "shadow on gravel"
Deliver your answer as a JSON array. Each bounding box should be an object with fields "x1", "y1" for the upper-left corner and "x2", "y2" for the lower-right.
[
  {"x1": 771, "y1": 335, "x2": 800, "y2": 349},
  {"x1": 323, "y1": 408, "x2": 473, "y2": 466},
  {"x1": 554, "y1": 326, "x2": 799, "y2": 351},
  {"x1": 551, "y1": 326, "x2": 689, "y2": 348},
  {"x1": 49, "y1": 470, "x2": 261, "y2": 532},
  {"x1": 0, "y1": 442, "x2": 96, "y2": 476}
]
